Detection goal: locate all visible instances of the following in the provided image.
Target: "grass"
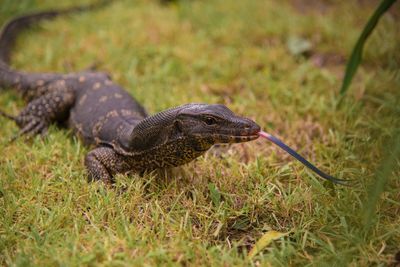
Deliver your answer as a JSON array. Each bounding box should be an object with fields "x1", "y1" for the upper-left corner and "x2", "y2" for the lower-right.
[{"x1": 0, "y1": 0, "x2": 399, "y2": 266}]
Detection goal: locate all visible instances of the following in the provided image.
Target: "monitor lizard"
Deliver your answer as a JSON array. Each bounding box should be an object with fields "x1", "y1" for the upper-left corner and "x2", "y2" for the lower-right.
[{"x1": 0, "y1": 2, "x2": 349, "y2": 185}]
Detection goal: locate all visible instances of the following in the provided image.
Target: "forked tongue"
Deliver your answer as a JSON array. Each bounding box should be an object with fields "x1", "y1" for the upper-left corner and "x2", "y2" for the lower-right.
[{"x1": 258, "y1": 131, "x2": 349, "y2": 185}]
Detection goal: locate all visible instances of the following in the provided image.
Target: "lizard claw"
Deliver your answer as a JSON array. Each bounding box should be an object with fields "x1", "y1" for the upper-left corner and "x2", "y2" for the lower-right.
[{"x1": 9, "y1": 119, "x2": 48, "y2": 142}]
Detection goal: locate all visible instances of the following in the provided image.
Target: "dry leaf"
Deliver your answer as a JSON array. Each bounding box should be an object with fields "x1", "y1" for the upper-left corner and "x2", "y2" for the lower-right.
[{"x1": 248, "y1": 230, "x2": 289, "y2": 259}]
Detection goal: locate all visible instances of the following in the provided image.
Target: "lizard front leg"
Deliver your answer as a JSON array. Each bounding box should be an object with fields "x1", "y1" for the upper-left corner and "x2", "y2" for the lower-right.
[
  {"x1": 84, "y1": 147, "x2": 129, "y2": 184},
  {"x1": 4, "y1": 85, "x2": 75, "y2": 141}
]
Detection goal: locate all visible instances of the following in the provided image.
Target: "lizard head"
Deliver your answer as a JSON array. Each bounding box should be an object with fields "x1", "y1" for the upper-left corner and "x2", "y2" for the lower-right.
[
  {"x1": 123, "y1": 103, "x2": 260, "y2": 168},
  {"x1": 172, "y1": 103, "x2": 260, "y2": 150}
]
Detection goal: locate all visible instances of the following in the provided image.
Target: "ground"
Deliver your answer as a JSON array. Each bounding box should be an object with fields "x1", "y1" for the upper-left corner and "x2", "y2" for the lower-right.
[{"x1": 0, "y1": 0, "x2": 399, "y2": 266}]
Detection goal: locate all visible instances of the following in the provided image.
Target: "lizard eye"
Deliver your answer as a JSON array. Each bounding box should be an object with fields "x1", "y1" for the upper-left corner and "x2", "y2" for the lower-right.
[{"x1": 204, "y1": 116, "x2": 217, "y2": 125}]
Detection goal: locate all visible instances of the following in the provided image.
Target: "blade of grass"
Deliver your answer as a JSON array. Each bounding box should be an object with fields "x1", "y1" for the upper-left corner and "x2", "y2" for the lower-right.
[
  {"x1": 363, "y1": 129, "x2": 400, "y2": 231},
  {"x1": 339, "y1": 0, "x2": 397, "y2": 97}
]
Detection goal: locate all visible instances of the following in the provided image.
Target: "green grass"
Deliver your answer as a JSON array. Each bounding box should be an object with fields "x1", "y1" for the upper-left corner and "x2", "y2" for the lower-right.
[{"x1": 0, "y1": 0, "x2": 399, "y2": 266}]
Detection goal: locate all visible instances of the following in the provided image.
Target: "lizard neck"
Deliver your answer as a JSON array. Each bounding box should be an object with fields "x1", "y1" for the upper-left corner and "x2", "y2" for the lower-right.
[{"x1": 115, "y1": 136, "x2": 213, "y2": 173}]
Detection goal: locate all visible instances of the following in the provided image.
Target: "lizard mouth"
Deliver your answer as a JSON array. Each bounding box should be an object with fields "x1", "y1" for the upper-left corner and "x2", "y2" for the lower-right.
[
  {"x1": 235, "y1": 134, "x2": 260, "y2": 139},
  {"x1": 235, "y1": 128, "x2": 261, "y2": 139},
  {"x1": 217, "y1": 132, "x2": 260, "y2": 143}
]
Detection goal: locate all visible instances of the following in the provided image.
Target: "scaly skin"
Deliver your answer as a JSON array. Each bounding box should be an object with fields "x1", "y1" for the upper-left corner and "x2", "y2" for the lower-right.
[{"x1": 0, "y1": 4, "x2": 260, "y2": 184}]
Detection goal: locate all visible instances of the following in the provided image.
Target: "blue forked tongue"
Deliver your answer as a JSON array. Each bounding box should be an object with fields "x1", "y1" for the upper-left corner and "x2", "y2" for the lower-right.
[{"x1": 258, "y1": 130, "x2": 350, "y2": 185}]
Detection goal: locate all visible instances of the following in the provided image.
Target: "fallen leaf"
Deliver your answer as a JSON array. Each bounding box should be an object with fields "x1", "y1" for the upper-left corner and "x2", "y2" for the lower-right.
[{"x1": 248, "y1": 230, "x2": 289, "y2": 259}]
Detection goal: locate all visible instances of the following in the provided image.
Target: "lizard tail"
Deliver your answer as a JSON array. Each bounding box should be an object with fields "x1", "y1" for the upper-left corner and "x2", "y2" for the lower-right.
[
  {"x1": 0, "y1": 1, "x2": 111, "y2": 88},
  {"x1": 0, "y1": 1, "x2": 111, "y2": 64},
  {"x1": 0, "y1": 10, "x2": 61, "y2": 65}
]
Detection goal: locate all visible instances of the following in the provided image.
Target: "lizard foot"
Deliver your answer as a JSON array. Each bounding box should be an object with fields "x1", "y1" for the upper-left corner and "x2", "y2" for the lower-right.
[
  {"x1": 10, "y1": 116, "x2": 48, "y2": 142},
  {"x1": 6, "y1": 83, "x2": 75, "y2": 142},
  {"x1": 85, "y1": 147, "x2": 130, "y2": 185}
]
